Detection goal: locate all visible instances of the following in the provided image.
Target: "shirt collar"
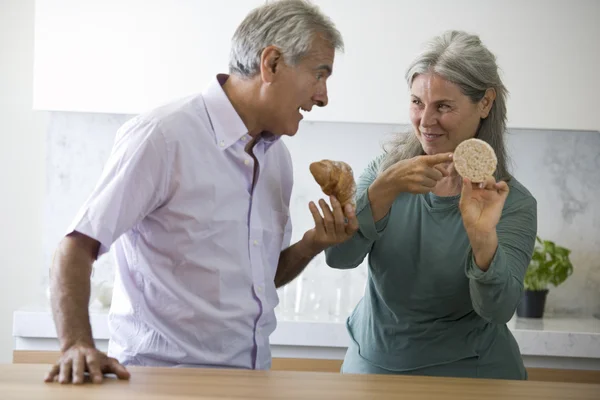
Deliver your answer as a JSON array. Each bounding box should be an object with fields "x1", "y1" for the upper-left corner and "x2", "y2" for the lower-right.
[{"x1": 202, "y1": 74, "x2": 249, "y2": 150}]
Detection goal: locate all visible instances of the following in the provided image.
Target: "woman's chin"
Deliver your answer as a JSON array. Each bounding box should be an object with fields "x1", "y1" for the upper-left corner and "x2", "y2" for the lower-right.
[
  {"x1": 422, "y1": 145, "x2": 442, "y2": 155},
  {"x1": 422, "y1": 142, "x2": 456, "y2": 156}
]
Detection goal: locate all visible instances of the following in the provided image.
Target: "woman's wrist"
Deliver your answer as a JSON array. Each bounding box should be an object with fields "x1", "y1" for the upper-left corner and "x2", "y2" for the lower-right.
[{"x1": 468, "y1": 229, "x2": 498, "y2": 271}]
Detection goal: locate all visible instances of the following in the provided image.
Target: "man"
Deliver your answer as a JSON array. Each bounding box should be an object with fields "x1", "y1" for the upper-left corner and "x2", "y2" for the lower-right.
[{"x1": 45, "y1": 0, "x2": 356, "y2": 384}]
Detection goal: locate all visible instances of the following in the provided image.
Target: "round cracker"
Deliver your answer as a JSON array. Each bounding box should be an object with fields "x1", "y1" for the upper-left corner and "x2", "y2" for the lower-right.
[{"x1": 453, "y1": 138, "x2": 497, "y2": 183}]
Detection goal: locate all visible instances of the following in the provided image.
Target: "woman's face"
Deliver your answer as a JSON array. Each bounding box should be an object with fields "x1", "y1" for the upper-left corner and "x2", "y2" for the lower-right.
[{"x1": 409, "y1": 73, "x2": 495, "y2": 155}]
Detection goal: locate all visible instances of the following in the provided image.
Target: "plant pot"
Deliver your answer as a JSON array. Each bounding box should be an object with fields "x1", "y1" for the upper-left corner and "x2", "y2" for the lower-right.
[{"x1": 516, "y1": 289, "x2": 548, "y2": 318}]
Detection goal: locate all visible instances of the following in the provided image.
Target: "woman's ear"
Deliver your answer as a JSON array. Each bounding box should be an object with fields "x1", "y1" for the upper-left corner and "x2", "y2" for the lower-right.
[
  {"x1": 260, "y1": 46, "x2": 282, "y2": 83},
  {"x1": 480, "y1": 88, "x2": 497, "y2": 119}
]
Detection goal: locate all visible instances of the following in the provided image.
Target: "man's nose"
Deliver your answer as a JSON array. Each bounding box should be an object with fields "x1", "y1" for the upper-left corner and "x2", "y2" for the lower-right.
[{"x1": 313, "y1": 84, "x2": 328, "y2": 107}]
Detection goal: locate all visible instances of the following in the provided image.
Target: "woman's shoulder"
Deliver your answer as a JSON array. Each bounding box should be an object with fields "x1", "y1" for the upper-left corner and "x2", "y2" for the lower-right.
[{"x1": 505, "y1": 176, "x2": 537, "y2": 211}]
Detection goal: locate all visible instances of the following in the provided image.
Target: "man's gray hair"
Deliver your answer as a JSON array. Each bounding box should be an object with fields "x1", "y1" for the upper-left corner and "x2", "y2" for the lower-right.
[
  {"x1": 229, "y1": 0, "x2": 344, "y2": 77},
  {"x1": 379, "y1": 30, "x2": 511, "y2": 181}
]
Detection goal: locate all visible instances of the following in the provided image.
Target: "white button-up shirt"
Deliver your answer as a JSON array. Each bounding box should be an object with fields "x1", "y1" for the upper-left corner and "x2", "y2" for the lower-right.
[{"x1": 68, "y1": 74, "x2": 293, "y2": 369}]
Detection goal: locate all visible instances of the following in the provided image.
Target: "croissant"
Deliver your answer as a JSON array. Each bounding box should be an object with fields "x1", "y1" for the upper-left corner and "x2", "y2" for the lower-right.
[{"x1": 309, "y1": 160, "x2": 356, "y2": 207}]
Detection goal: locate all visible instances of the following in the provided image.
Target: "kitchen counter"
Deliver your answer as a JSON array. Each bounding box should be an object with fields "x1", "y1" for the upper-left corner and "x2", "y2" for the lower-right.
[
  {"x1": 13, "y1": 306, "x2": 600, "y2": 370},
  {"x1": 2, "y1": 363, "x2": 599, "y2": 400}
]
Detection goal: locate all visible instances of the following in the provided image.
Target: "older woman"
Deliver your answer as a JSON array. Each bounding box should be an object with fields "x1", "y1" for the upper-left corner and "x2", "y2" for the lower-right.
[{"x1": 325, "y1": 30, "x2": 537, "y2": 380}]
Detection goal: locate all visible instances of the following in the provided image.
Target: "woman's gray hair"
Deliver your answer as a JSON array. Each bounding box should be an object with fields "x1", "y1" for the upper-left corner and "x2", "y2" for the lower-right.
[
  {"x1": 229, "y1": 0, "x2": 344, "y2": 78},
  {"x1": 379, "y1": 30, "x2": 511, "y2": 181}
]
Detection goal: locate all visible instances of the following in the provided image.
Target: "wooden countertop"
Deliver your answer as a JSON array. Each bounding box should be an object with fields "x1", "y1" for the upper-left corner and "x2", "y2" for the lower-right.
[{"x1": 1, "y1": 364, "x2": 599, "y2": 399}]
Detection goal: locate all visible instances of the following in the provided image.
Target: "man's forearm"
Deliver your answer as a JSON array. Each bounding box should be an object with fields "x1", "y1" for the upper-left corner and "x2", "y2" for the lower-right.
[
  {"x1": 274, "y1": 239, "x2": 321, "y2": 288},
  {"x1": 50, "y1": 234, "x2": 98, "y2": 351}
]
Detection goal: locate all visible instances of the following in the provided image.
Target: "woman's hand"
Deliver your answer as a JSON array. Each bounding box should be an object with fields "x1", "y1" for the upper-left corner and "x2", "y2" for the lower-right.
[
  {"x1": 459, "y1": 176, "x2": 510, "y2": 270},
  {"x1": 386, "y1": 152, "x2": 454, "y2": 195},
  {"x1": 367, "y1": 152, "x2": 452, "y2": 222},
  {"x1": 459, "y1": 176, "x2": 509, "y2": 234}
]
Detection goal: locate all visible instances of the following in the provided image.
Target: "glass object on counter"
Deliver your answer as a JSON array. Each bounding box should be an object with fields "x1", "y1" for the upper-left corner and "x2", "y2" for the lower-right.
[
  {"x1": 275, "y1": 255, "x2": 368, "y2": 321},
  {"x1": 328, "y1": 262, "x2": 367, "y2": 320}
]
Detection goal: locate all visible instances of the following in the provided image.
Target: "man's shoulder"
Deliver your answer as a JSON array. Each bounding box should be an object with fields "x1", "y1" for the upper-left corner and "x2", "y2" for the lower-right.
[
  {"x1": 120, "y1": 93, "x2": 210, "y2": 142},
  {"x1": 144, "y1": 93, "x2": 204, "y2": 120}
]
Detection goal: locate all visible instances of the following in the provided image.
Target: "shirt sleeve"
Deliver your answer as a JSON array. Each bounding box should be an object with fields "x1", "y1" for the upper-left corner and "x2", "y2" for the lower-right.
[
  {"x1": 281, "y1": 215, "x2": 293, "y2": 251},
  {"x1": 325, "y1": 155, "x2": 390, "y2": 270},
  {"x1": 66, "y1": 117, "x2": 172, "y2": 257},
  {"x1": 465, "y1": 195, "x2": 538, "y2": 324}
]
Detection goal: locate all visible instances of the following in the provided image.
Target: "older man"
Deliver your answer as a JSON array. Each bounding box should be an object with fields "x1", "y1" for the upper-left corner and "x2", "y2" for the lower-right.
[{"x1": 46, "y1": 0, "x2": 355, "y2": 384}]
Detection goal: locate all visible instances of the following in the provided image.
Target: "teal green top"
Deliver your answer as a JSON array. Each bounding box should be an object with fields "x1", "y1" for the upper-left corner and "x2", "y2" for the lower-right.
[{"x1": 325, "y1": 155, "x2": 537, "y2": 378}]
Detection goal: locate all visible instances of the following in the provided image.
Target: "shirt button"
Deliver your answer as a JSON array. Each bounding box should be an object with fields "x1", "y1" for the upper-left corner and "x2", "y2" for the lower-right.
[
  {"x1": 244, "y1": 159, "x2": 250, "y2": 166},
  {"x1": 219, "y1": 140, "x2": 225, "y2": 147},
  {"x1": 256, "y1": 286, "x2": 263, "y2": 293},
  {"x1": 253, "y1": 240, "x2": 259, "y2": 246},
  {"x1": 241, "y1": 136, "x2": 248, "y2": 142}
]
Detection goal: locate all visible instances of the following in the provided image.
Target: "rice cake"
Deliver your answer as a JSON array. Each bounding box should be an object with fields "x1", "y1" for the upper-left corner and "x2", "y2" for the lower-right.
[{"x1": 453, "y1": 138, "x2": 497, "y2": 183}]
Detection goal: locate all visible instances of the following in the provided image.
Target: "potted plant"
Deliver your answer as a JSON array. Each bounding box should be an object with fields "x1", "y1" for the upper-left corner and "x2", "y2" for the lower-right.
[{"x1": 516, "y1": 236, "x2": 574, "y2": 318}]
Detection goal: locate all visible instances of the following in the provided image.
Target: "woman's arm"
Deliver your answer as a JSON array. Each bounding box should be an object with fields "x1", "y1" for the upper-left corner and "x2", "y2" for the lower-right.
[
  {"x1": 325, "y1": 152, "x2": 453, "y2": 269},
  {"x1": 325, "y1": 157, "x2": 387, "y2": 269},
  {"x1": 460, "y1": 179, "x2": 537, "y2": 324}
]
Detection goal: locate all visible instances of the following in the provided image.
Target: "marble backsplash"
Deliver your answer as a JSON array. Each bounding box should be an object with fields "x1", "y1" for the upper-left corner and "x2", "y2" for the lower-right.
[{"x1": 42, "y1": 112, "x2": 600, "y2": 318}]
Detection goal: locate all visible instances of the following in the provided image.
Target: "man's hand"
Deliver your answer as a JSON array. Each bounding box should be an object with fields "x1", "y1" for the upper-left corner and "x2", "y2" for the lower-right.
[
  {"x1": 274, "y1": 196, "x2": 359, "y2": 288},
  {"x1": 302, "y1": 195, "x2": 359, "y2": 255},
  {"x1": 45, "y1": 344, "x2": 130, "y2": 384}
]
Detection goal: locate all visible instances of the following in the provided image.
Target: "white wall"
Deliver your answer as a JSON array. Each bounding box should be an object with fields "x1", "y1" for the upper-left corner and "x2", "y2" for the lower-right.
[
  {"x1": 32, "y1": 0, "x2": 600, "y2": 131},
  {"x1": 0, "y1": 0, "x2": 48, "y2": 362}
]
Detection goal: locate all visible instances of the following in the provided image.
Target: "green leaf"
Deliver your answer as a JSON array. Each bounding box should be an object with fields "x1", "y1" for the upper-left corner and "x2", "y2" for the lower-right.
[{"x1": 526, "y1": 236, "x2": 573, "y2": 290}]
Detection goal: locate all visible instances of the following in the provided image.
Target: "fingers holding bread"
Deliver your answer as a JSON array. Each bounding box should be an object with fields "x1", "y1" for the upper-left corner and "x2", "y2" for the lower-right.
[{"x1": 309, "y1": 159, "x2": 357, "y2": 207}]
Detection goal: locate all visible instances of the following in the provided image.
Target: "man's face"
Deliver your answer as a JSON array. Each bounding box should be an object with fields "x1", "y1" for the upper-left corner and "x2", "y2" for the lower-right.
[{"x1": 261, "y1": 35, "x2": 334, "y2": 136}]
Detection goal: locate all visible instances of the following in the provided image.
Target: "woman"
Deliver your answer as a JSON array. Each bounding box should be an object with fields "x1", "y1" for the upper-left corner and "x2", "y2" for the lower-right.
[{"x1": 324, "y1": 30, "x2": 537, "y2": 380}]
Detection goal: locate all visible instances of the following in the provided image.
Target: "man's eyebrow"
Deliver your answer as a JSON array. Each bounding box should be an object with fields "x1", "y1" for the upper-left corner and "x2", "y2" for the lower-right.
[{"x1": 316, "y1": 64, "x2": 332, "y2": 75}]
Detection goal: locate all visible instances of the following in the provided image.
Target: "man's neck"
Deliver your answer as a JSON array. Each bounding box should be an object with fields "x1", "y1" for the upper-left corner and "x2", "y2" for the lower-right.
[{"x1": 222, "y1": 74, "x2": 264, "y2": 138}]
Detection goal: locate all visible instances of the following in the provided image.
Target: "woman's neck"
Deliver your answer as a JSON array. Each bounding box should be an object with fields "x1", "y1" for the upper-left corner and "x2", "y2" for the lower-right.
[{"x1": 432, "y1": 163, "x2": 462, "y2": 197}]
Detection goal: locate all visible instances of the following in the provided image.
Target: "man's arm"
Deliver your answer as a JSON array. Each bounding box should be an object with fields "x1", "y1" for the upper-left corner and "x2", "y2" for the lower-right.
[
  {"x1": 274, "y1": 196, "x2": 359, "y2": 288},
  {"x1": 45, "y1": 118, "x2": 170, "y2": 384},
  {"x1": 50, "y1": 232, "x2": 98, "y2": 352},
  {"x1": 274, "y1": 238, "x2": 320, "y2": 288},
  {"x1": 46, "y1": 232, "x2": 130, "y2": 384}
]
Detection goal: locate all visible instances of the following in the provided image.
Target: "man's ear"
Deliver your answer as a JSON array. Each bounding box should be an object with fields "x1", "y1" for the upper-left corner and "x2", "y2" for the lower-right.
[
  {"x1": 260, "y1": 46, "x2": 282, "y2": 83},
  {"x1": 479, "y1": 88, "x2": 496, "y2": 119}
]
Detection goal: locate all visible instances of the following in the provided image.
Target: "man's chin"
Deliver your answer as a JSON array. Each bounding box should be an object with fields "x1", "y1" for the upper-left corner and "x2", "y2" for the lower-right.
[{"x1": 279, "y1": 123, "x2": 300, "y2": 137}]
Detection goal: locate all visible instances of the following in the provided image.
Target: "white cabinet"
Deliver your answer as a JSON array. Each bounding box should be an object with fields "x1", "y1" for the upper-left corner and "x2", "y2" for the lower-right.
[
  {"x1": 33, "y1": 0, "x2": 600, "y2": 131},
  {"x1": 33, "y1": 0, "x2": 263, "y2": 115}
]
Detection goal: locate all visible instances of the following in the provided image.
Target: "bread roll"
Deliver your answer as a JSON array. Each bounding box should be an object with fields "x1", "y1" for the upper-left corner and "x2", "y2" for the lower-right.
[
  {"x1": 453, "y1": 138, "x2": 497, "y2": 183},
  {"x1": 309, "y1": 160, "x2": 356, "y2": 207}
]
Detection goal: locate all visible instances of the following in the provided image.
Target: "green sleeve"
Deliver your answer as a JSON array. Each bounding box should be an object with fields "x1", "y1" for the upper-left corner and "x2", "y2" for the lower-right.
[
  {"x1": 325, "y1": 156, "x2": 390, "y2": 269},
  {"x1": 465, "y1": 196, "x2": 537, "y2": 324}
]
